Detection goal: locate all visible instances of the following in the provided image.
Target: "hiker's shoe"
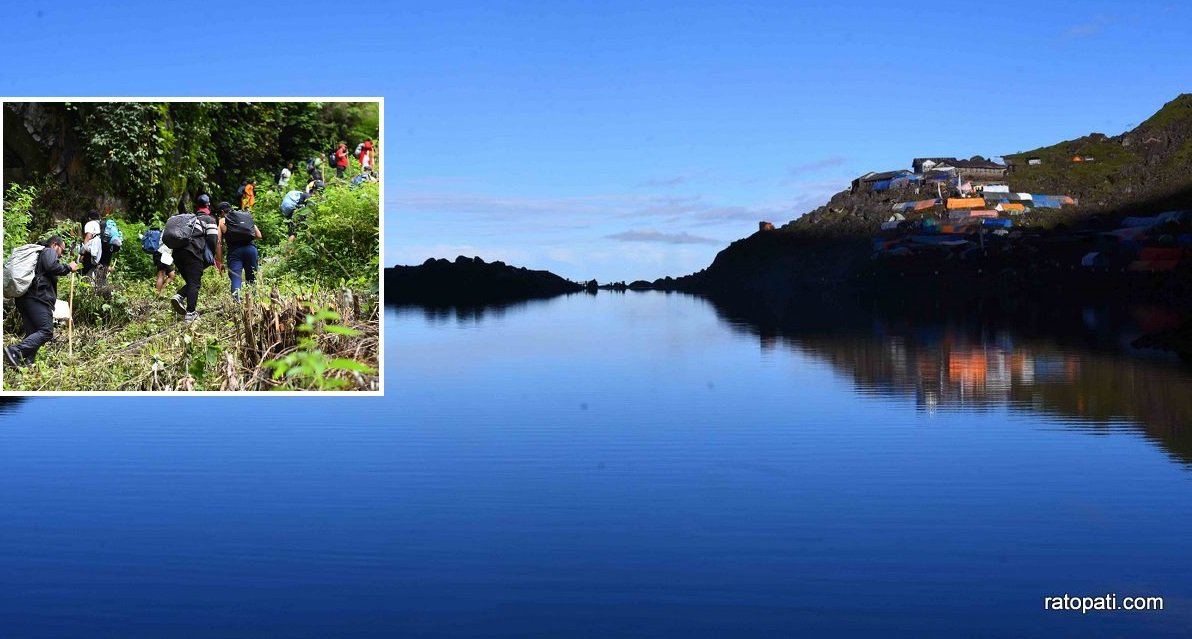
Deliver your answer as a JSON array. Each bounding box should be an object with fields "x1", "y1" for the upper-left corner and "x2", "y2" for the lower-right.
[
  {"x1": 184, "y1": 311, "x2": 199, "y2": 323},
  {"x1": 170, "y1": 294, "x2": 186, "y2": 316},
  {"x1": 3, "y1": 347, "x2": 22, "y2": 370}
]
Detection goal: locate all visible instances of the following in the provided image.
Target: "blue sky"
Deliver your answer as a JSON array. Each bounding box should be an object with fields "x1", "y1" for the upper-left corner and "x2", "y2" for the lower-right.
[{"x1": 2, "y1": 1, "x2": 1191, "y2": 281}]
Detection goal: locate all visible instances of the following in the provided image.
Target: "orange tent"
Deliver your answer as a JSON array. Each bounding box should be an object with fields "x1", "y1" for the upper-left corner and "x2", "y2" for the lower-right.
[{"x1": 946, "y1": 197, "x2": 985, "y2": 210}]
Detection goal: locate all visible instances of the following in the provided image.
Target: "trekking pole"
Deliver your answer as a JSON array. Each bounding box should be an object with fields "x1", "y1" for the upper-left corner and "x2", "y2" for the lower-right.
[{"x1": 68, "y1": 272, "x2": 76, "y2": 357}]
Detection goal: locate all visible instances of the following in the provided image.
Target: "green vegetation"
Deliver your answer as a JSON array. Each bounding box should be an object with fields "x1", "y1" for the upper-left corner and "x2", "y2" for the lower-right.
[
  {"x1": 1134, "y1": 93, "x2": 1192, "y2": 130},
  {"x1": 1005, "y1": 94, "x2": 1192, "y2": 212},
  {"x1": 3, "y1": 118, "x2": 380, "y2": 391},
  {"x1": 5, "y1": 101, "x2": 379, "y2": 222},
  {"x1": 1006, "y1": 134, "x2": 1139, "y2": 204}
]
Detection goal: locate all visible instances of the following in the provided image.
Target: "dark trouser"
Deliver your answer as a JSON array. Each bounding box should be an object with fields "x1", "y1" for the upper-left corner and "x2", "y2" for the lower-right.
[
  {"x1": 336, "y1": 166, "x2": 345, "y2": 178},
  {"x1": 12, "y1": 296, "x2": 54, "y2": 364},
  {"x1": 100, "y1": 242, "x2": 120, "y2": 266},
  {"x1": 227, "y1": 244, "x2": 258, "y2": 297},
  {"x1": 80, "y1": 253, "x2": 99, "y2": 276},
  {"x1": 175, "y1": 251, "x2": 206, "y2": 313}
]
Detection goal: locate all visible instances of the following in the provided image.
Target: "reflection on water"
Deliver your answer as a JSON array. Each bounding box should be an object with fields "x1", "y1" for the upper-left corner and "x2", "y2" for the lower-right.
[
  {"x1": 710, "y1": 294, "x2": 1192, "y2": 465},
  {"x1": 2, "y1": 293, "x2": 1190, "y2": 638},
  {"x1": 392, "y1": 298, "x2": 557, "y2": 327}
]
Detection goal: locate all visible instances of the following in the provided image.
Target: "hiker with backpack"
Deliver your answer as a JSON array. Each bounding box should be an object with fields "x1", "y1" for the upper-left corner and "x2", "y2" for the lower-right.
[
  {"x1": 164, "y1": 201, "x2": 221, "y2": 322},
  {"x1": 335, "y1": 142, "x2": 349, "y2": 179},
  {"x1": 281, "y1": 189, "x2": 313, "y2": 241},
  {"x1": 79, "y1": 216, "x2": 103, "y2": 276},
  {"x1": 99, "y1": 217, "x2": 124, "y2": 275},
  {"x1": 140, "y1": 225, "x2": 175, "y2": 294},
  {"x1": 307, "y1": 157, "x2": 322, "y2": 183},
  {"x1": 217, "y1": 202, "x2": 262, "y2": 300},
  {"x1": 4, "y1": 237, "x2": 79, "y2": 368},
  {"x1": 195, "y1": 194, "x2": 221, "y2": 270}
]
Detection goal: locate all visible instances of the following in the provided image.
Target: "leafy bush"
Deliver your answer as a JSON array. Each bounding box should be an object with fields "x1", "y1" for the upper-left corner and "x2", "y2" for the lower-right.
[
  {"x1": 67, "y1": 277, "x2": 134, "y2": 327},
  {"x1": 249, "y1": 188, "x2": 289, "y2": 252},
  {"x1": 110, "y1": 219, "x2": 156, "y2": 283},
  {"x1": 272, "y1": 180, "x2": 379, "y2": 288},
  {"x1": 3, "y1": 183, "x2": 35, "y2": 255}
]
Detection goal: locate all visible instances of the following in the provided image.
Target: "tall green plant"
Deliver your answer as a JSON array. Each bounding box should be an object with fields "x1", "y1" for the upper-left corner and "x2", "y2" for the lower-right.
[{"x1": 3, "y1": 183, "x2": 36, "y2": 255}]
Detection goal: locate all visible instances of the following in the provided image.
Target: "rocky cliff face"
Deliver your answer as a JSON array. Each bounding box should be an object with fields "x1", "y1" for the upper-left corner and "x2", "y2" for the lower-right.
[
  {"x1": 4, "y1": 103, "x2": 73, "y2": 185},
  {"x1": 3, "y1": 102, "x2": 129, "y2": 216}
]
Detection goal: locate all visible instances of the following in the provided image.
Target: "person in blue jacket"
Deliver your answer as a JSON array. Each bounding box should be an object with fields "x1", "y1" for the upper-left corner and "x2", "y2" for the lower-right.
[{"x1": 281, "y1": 189, "x2": 313, "y2": 241}]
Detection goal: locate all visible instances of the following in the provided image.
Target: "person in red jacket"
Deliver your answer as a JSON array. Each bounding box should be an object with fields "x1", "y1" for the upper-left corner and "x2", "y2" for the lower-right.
[{"x1": 335, "y1": 143, "x2": 349, "y2": 179}]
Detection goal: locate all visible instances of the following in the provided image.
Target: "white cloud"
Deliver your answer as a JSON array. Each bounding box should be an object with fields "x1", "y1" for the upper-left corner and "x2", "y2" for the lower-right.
[{"x1": 606, "y1": 230, "x2": 723, "y2": 245}]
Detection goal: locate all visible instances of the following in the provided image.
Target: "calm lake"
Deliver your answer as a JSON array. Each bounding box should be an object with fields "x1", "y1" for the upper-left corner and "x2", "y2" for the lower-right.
[{"x1": 2, "y1": 291, "x2": 1191, "y2": 637}]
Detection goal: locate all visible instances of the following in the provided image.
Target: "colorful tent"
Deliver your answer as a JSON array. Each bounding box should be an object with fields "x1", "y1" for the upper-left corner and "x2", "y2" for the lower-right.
[{"x1": 947, "y1": 197, "x2": 986, "y2": 210}]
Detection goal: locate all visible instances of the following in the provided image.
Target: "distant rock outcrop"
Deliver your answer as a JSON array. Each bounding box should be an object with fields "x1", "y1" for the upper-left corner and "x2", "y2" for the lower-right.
[{"x1": 385, "y1": 256, "x2": 586, "y2": 305}]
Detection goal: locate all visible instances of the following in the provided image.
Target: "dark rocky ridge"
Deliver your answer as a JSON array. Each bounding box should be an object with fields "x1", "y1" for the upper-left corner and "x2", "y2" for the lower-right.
[{"x1": 386, "y1": 256, "x2": 588, "y2": 305}]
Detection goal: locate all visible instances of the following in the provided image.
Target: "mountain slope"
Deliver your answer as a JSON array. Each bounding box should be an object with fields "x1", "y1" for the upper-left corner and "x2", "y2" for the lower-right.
[{"x1": 682, "y1": 94, "x2": 1192, "y2": 293}]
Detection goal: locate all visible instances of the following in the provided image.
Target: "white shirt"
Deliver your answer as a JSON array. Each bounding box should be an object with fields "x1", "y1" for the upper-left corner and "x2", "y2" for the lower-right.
[
  {"x1": 83, "y1": 236, "x2": 102, "y2": 263},
  {"x1": 279, "y1": 167, "x2": 292, "y2": 186},
  {"x1": 84, "y1": 220, "x2": 101, "y2": 237}
]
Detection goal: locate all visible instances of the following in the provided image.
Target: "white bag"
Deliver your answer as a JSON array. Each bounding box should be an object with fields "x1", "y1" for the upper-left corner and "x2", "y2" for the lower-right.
[{"x1": 3, "y1": 244, "x2": 46, "y2": 299}]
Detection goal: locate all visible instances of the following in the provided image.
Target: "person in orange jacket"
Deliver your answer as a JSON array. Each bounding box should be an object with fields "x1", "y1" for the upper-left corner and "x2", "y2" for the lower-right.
[{"x1": 240, "y1": 180, "x2": 256, "y2": 210}]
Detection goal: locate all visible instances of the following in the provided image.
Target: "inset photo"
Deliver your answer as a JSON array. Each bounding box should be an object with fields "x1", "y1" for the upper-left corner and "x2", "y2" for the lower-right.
[{"x1": 2, "y1": 99, "x2": 382, "y2": 393}]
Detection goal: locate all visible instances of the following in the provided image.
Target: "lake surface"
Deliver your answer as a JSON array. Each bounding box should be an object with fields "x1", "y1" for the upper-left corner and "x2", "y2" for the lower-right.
[{"x1": 3, "y1": 291, "x2": 1192, "y2": 637}]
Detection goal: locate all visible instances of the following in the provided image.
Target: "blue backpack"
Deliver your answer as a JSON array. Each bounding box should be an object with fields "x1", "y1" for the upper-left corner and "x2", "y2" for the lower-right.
[
  {"x1": 102, "y1": 219, "x2": 124, "y2": 247},
  {"x1": 142, "y1": 228, "x2": 162, "y2": 254}
]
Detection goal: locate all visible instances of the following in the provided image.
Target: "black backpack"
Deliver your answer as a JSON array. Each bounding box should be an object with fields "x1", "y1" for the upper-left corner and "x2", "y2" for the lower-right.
[
  {"x1": 162, "y1": 214, "x2": 206, "y2": 250},
  {"x1": 224, "y1": 210, "x2": 256, "y2": 243},
  {"x1": 236, "y1": 183, "x2": 247, "y2": 198},
  {"x1": 329, "y1": 148, "x2": 338, "y2": 166}
]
